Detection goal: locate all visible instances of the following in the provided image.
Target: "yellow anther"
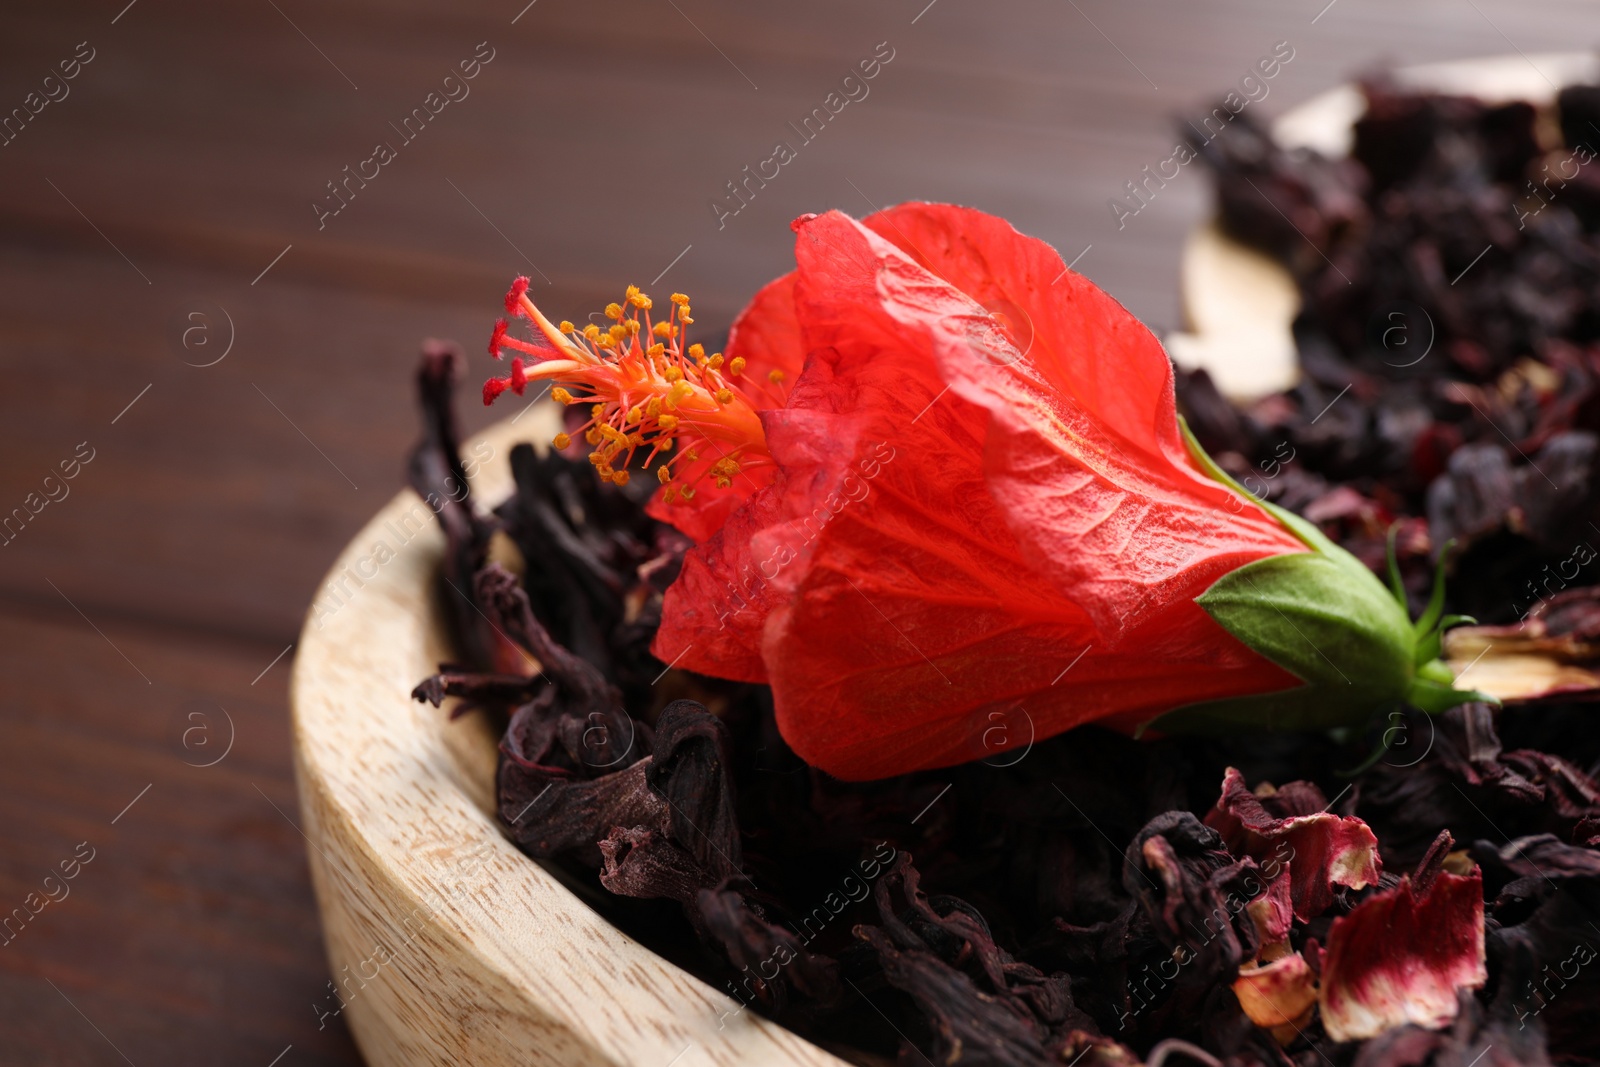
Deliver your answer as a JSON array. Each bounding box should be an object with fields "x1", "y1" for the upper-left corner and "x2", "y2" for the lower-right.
[
  {"x1": 646, "y1": 397, "x2": 663, "y2": 418},
  {"x1": 553, "y1": 432, "x2": 571, "y2": 450},
  {"x1": 689, "y1": 343, "x2": 705, "y2": 361},
  {"x1": 664, "y1": 366, "x2": 685, "y2": 383},
  {"x1": 663, "y1": 485, "x2": 679, "y2": 503},
  {"x1": 647, "y1": 343, "x2": 665, "y2": 358},
  {"x1": 656, "y1": 465, "x2": 672, "y2": 484},
  {"x1": 588, "y1": 451, "x2": 605, "y2": 466},
  {"x1": 670, "y1": 293, "x2": 690, "y2": 306},
  {"x1": 685, "y1": 449, "x2": 701, "y2": 463},
  {"x1": 729, "y1": 356, "x2": 746, "y2": 376},
  {"x1": 680, "y1": 485, "x2": 696, "y2": 499},
  {"x1": 551, "y1": 386, "x2": 574, "y2": 404},
  {"x1": 559, "y1": 320, "x2": 575, "y2": 333},
  {"x1": 584, "y1": 324, "x2": 601, "y2": 341},
  {"x1": 627, "y1": 286, "x2": 652, "y2": 310},
  {"x1": 599, "y1": 425, "x2": 628, "y2": 444},
  {"x1": 657, "y1": 414, "x2": 680, "y2": 431},
  {"x1": 681, "y1": 314, "x2": 693, "y2": 325},
  {"x1": 716, "y1": 389, "x2": 734, "y2": 404},
  {"x1": 710, "y1": 456, "x2": 742, "y2": 488},
  {"x1": 656, "y1": 437, "x2": 674, "y2": 451},
  {"x1": 653, "y1": 321, "x2": 675, "y2": 339},
  {"x1": 595, "y1": 332, "x2": 616, "y2": 348},
  {"x1": 668, "y1": 381, "x2": 694, "y2": 407},
  {"x1": 608, "y1": 324, "x2": 627, "y2": 342},
  {"x1": 624, "y1": 319, "x2": 641, "y2": 336},
  {"x1": 592, "y1": 404, "x2": 606, "y2": 419},
  {"x1": 627, "y1": 405, "x2": 642, "y2": 423},
  {"x1": 629, "y1": 432, "x2": 646, "y2": 447},
  {"x1": 768, "y1": 369, "x2": 786, "y2": 384},
  {"x1": 612, "y1": 470, "x2": 630, "y2": 486},
  {"x1": 604, "y1": 302, "x2": 623, "y2": 321},
  {"x1": 585, "y1": 427, "x2": 602, "y2": 445},
  {"x1": 707, "y1": 354, "x2": 724, "y2": 370}
]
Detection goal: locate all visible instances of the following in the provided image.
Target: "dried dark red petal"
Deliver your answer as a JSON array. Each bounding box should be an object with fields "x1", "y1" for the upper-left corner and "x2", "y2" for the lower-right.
[
  {"x1": 1319, "y1": 840, "x2": 1487, "y2": 1042},
  {"x1": 498, "y1": 759, "x2": 665, "y2": 866},
  {"x1": 408, "y1": 340, "x2": 500, "y2": 668},
  {"x1": 696, "y1": 886, "x2": 839, "y2": 1013},
  {"x1": 598, "y1": 825, "x2": 710, "y2": 907},
  {"x1": 646, "y1": 700, "x2": 743, "y2": 883},
  {"x1": 1205, "y1": 766, "x2": 1381, "y2": 921}
]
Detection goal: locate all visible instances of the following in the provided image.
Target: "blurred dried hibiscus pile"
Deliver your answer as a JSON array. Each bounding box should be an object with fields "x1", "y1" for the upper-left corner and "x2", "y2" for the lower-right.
[{"x1": 407, "y1": 191, "x2": 1600, "y2": 1067}]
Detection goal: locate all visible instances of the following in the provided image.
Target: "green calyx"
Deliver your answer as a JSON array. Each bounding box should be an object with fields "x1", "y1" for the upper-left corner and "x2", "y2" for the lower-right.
[{"x1": 1150, "y1": 422, "x2": 1496, "y2": 735}]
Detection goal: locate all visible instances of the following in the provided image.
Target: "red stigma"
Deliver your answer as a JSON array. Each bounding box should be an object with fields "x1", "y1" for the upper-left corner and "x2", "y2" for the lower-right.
[
  {"x1": 482, "y1": 377, "x2": 510, "y2": 405},
  {"x1": 504, "y1": 276, "x2": 530, "y2": 315},
  {"x1": 489, "y1": 318, "x2": 509, "y2": 358},
  {"x1": 510, "y1": 357, "x2": 527, "y2": 394}
]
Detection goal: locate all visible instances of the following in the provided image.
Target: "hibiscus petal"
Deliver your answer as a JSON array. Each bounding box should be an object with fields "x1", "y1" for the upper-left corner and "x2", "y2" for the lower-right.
[
  {"x1": 1244, "y1": 868, "x2": 1296, "y2": 953},
  {"x1": 1233, "y1": 952, "x2": 1318, "y2": 1033},
  {"x1": 1318, "y1": 867, "x2": 1488, "y2": 1042},
  {"x1": 719, "y1": 269, "x2": 805, "y2": 406},
  {"x1": 1204, "y1": 767, "x2": 1382, "y2": 921},
  {"x1": 845, "y1": 204, "x2": 1307, "y2": 635},
  {"x1": 760, "y1": 297, "x2": 1295, "y2": 775}
]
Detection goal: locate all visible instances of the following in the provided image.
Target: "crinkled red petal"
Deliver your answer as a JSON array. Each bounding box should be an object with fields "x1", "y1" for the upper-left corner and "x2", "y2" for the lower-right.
[
  {"x1": 1205, "y1": 767, "x2": 1382, "y2": 921},
  {"x1": 853, "y1": 204, "x2": 1306, "y2": 635},
  {"x1": 1318, "y1": 868, "x2": 1487, "y2": 1041}
]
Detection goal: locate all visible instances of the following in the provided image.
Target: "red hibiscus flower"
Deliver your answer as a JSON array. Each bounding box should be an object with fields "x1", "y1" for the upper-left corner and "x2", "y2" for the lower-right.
[{"x1": 484, "y1": 203, "x2": 1487, "y2": 780}]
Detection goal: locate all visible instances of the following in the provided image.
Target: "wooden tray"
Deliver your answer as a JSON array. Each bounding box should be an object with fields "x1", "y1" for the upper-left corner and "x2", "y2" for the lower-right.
[{"x1": 290, "y1": 413, "x2": 847, "y2": 1067}]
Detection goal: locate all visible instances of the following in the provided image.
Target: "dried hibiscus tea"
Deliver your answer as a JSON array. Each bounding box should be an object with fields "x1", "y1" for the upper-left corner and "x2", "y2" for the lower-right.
[{"x1": 398, "y1": 160, "x2": 1600, "y2": 1062}]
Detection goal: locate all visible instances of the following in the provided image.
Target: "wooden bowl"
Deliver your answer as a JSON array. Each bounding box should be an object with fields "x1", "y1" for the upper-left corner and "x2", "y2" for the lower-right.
[
  {"x1": 1166, "y1": 50, "x2": 1599, "y2": 401},
  {"x1": 290, "y1": 413, "x2": 847, "y2": 1067},
  {"x1": 292, "y1": 56, "x2": 1597, "y2": 1063}
]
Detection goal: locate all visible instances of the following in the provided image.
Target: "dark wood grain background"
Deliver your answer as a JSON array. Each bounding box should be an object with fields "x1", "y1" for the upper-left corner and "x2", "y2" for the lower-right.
[{"x1": 0, "y1": 1, "x2": 1590, "y2": 1062}]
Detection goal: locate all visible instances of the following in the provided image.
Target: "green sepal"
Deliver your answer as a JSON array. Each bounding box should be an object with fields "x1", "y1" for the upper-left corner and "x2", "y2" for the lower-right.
[
  {"x1": 1408, "y1": 675, "x2": 1498, "y2": 714},
  {"x1": 1414, "y1": 540, "x2": 1454, "y2": 638},
  {"x1": 1415, "y1": 614, "x2": 1476, "y2": 668},
  {"x1": 1385, "y1": 525, "x2": 1408, "y2": 610},
  {"x1": 1152, "y1": 421, "x2": 1491, "y2": 735},
  {"x1": 1152, "y1": 545, "x2": 1418, "y2": 734}
]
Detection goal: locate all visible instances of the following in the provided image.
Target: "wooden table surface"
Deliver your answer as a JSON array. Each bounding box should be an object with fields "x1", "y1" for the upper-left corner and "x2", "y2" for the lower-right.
[{"x1": 0, "y1": 1, "x2": 1591, "y2": 1062}]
